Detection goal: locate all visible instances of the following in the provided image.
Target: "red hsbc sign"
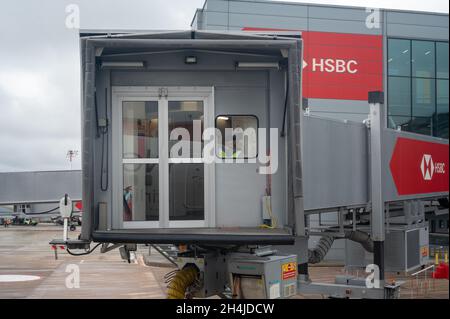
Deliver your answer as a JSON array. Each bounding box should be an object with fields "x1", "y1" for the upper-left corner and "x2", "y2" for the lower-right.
[
  {"x1": 302, "y1": 31, "x2": 383, "y2": 100},
  {"x1": 242, "y1": 28, "x2": 383, "y2": 101},
  {"x1": 390, "y1": 137, "x2": 449, "y2": 196}
]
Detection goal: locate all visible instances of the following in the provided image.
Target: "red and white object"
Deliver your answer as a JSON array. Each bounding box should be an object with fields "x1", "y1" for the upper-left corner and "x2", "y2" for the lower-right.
[
  {"x1": 242, "y1": 28, "x2": 384, "y2": 101},
  {"x1": 390, "y1": 137, "x2": 449, "y2": 196}
]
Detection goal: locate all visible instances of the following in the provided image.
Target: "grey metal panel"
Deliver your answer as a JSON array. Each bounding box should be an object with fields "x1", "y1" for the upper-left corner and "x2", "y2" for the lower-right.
[
  {"x1": 216, "y1": 164, "x2": 267, "y2": 227},
  {"x1": 0, "y1": 171, "x2": 82, "y2": 204},
  {"x1": 205, "y1": 0, "x2": 229, "y2": 12},
  {"x1": 385, "y1": 230, "x2": 406, "y2": 271},
  {"x1": 214, "y1": 86, "x2": 268, "y2": 227},
  {"x1": 386, "y1": 11, "x2": 449, "y2": 28},
  {"x1": 407, "y1": 229, "x2": 420, "y2": 269},
  {"x1": 307, "y1": 19, "x2": 381, "y2": 35},
  {"x1": 308, "y1": 3, "x2": 383, "y2": 35},
  {"x1": 308, "y1": 99, "x2": 369, "y2": 115},
  {"x1": 111, "y1": 71, "x2": 267, "y2": 88},
  {"x1": 103, "y1": 51, "x2": 280, "y2": 72},
  {"x1": 302, "y1": 116, "x2": 368, "y2": 211},
  {"x1": 269, "y1": 70, "x2": 287, "y2": 229},
  {"x1": 204, "y1": 11, "x2": 230, "y2": 27},
  {"x1": 228, "y1": 13, "x2": 308, "y2": 30},
  {"x1": 307, "y1": 5, "x2": 381, "y2": 22},
  {"x1": 386, "y1": 9, "x2": 449, "y2": 40},
  {"x1": 229, "y1": 1, "x2": 307, "y2": 17},
  {"x1": 309, "y1": 111, "x2": 368, "y2": 123},
  {"x1": 203, "y1": 25, "x2": 230, "y2": 31},
  {"x1": 387, "y1": 24, "x2": 449, "y2": 41},
  {"x1": 81, "y1": 38, "x2": 97, "y2": 241}
]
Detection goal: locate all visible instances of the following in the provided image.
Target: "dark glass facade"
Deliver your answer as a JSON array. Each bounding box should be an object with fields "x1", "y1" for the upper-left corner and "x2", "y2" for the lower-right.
[{"x1": 388, "y1": 39, "x2": 449, "y2": 139}]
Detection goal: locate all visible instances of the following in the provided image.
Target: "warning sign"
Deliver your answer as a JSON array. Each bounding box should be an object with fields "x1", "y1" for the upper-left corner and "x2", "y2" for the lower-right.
[
  {"x1": 282, "y1": 262, "x2": 297, "y2": 280},
  {"x1": 421, "y1": 246, "x2": 429, "y2": 257}
]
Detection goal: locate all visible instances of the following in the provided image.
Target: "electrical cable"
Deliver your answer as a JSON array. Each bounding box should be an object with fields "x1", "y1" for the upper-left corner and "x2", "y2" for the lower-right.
[
  {"x1": 100, "y1": 131, "x2": 109, "y2": 191},
  {"x1": 94, "y1": 90, "x2": 101, "y2": 138},
  {"x1": 280, "y1": 72, "x2": 289, "y2": 137},
  {"x1": 66, "y1": 243, "x2": 102, "y2": 256},
  {"x1": 100, "y1": 87, "x2": 109, "y2": 191}
]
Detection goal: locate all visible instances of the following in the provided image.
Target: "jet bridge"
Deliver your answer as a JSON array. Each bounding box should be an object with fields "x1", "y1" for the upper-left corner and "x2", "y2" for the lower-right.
[{"x1": 54, "y1": 30, "x2": 449, "y2": 299}]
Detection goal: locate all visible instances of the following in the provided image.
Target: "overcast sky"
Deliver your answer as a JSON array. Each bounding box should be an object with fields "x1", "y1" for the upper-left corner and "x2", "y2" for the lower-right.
[{"x1": 0, "y1": 0, "x2": 448, "y2": 172}]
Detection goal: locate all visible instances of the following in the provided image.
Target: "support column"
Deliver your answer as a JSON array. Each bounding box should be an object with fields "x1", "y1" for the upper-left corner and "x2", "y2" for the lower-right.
[
  {"x1": 368, "y1": 91, "x2": 386, "y2": 285},
  {"x1": 373, "y1": 241, "x2": 385, "y2": 281}
]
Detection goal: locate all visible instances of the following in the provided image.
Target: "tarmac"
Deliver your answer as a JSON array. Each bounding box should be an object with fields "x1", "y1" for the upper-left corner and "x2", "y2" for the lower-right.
[{"x1": 0, "y1": 225, "x2": 448, "y2": 299}]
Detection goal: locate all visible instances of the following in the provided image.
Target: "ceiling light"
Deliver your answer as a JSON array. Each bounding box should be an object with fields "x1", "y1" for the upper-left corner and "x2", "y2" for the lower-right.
[
  {"x1": 100, "y1": 61, "x2": 145, "y2": 69},
  {"x1": 236, "y1": 62, "x2": 280, "y2": 69},
  {"x1": 185, "y1": 56, "x2": 197, "y2": 64}
]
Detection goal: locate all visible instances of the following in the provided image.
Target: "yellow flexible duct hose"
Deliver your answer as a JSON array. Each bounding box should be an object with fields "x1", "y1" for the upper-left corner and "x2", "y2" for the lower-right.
[{"x1": 167, "y1": 266, "x2": 199, "y2": 299}]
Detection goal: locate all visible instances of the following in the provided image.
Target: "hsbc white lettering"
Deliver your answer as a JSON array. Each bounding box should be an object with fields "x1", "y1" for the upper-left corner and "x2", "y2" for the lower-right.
[
  {"x1": 311, "y1": 58, "x2": 358, "y2": 74},
  {"x1": 420, "y1": 154, "x2": 445, "y2": 181}
]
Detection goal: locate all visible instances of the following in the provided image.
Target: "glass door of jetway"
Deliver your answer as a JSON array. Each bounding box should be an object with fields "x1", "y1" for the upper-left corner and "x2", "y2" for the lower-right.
[{"x1": 112, "y1": 87, "x2": 215, "y2": 229}]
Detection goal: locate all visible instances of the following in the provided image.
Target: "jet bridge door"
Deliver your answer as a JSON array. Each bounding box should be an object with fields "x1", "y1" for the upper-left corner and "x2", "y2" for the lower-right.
[{"x1": 111, "y1": 86, "x2": 215, "y2": 229}]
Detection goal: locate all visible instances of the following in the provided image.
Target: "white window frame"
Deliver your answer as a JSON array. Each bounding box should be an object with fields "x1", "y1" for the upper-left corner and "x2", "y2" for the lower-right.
[{"x1": 112, "y1": 86, "x2": 215, "y2": 229}]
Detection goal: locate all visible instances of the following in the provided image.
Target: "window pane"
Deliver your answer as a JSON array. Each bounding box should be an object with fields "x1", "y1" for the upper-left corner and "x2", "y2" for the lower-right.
[
  {"x1": 123, "y1": 164, "x2": 159, "y2": 222},
  {"x1": 388, "y1": 116, "x2": 412, "y2": 131},
  {"x1": 168, "y1": 101, "x2": 204, "y2": 158},
  {"x1": 413, "y1": 78, "x2": 435, "y2": 117},
  {"x1": 216, "y1": 115, "x2": 258, "y2": 159},
  {"x1": 406, "y1": 117, "x2": 433, "y2": 136},
  {"x1": 388, "y1": 76, "x2": 411, "y2": 116},
  {"x1": 437, "y1": 79, "x2": 449, "y2": 114},
  {"x1": 169, "y1": 163, "x2": 204, "y2": 221},
  {"x1": 388, "y1": 39, "x2": 411, "y2": 76},
  {"x1": 436, "y1": 79, "x2": 449, "y2": 138},
  {"x1": 123, "y1": 101, "x2": 158, "y2": 159},
  {"x1": 436, "y1": 42, "x2": 449, "y2": 79},
  {"x1": 412, "y1": 41, "x2": 435, "y2": 78}
]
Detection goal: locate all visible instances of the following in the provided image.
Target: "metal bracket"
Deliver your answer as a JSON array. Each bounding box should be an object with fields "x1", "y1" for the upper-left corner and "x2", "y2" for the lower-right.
[{"x1": 158, "y1": 87, "x2": 169, "y2": 99}]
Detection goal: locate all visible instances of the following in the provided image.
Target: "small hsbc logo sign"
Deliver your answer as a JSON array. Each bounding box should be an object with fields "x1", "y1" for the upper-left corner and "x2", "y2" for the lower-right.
[
  {"x1": 421, "y1": 154, "x2": 446, "y2": 181},
  {"x1": 390, "y1": 138, "x2": 449, "y2": 195}
]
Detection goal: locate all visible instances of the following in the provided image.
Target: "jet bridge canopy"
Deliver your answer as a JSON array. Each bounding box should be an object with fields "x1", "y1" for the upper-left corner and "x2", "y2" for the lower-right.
[{"x1": 79, "y1": 31, "x2": 303, "y2": 245}]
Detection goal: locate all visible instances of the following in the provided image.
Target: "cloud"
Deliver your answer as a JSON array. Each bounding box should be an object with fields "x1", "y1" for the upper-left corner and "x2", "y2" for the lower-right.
[{"x1": 0, "y1": 0, "x2": 204, "y2": 172}]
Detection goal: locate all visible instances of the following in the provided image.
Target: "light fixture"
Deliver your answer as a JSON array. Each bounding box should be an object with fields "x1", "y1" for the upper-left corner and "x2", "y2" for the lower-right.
[
  {"x1": 185, "y1": 56, "x2": 197, "y2": 64},
  {"x1": 217, "y1": 116, "x2": 230, "y2": 121},
  {"x1": 402, "y1": 49, "x2": 409, "y2": 54},
  {"x1": 425, "y1": 51, "x2": 431, "y2": 55},
  {"x1": 236, "y1": 62, "x2": 280, "y2": 69},
  {"x1": 100, "y1": 61, "x2": 145, "y2": 69}
]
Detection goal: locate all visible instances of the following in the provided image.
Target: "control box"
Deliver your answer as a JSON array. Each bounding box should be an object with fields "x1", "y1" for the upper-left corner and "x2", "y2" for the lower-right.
[{"x1": 227, "y1": 254, "x2": 297, "y2": 299}]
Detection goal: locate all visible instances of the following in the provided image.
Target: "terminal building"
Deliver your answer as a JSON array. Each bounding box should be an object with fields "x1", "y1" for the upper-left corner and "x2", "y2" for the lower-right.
[
  {"x1": 192, "y1": 0, "x2": 449, "y2": 138},
  {"x1": 191, "y1": 0, "x2": 449, "y2": 259}
]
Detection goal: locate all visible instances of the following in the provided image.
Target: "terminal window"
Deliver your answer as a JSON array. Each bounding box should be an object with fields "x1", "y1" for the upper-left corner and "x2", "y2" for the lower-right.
[{"x1": 388, "y1": 39, "x2": 449, "y2": 139}]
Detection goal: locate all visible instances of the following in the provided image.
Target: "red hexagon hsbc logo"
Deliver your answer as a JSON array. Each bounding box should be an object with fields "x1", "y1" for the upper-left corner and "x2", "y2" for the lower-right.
[{"x1": 390, "y1": 138, "x2": 449, "y2": 195}]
